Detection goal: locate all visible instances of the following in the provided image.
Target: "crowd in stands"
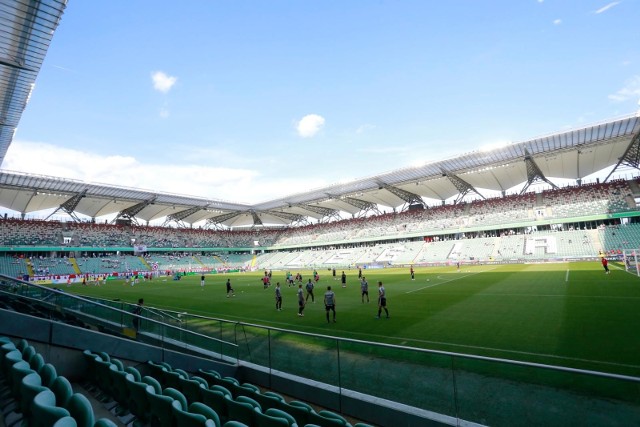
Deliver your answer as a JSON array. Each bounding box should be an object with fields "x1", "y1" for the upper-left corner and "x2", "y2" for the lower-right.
[{"x1": 0, "y1": 180, "x2": 635, "y2": 252}]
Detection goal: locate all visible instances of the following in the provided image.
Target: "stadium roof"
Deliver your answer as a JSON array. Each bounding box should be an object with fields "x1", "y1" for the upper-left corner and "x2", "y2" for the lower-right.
[
  {"x1": 0, "y1": 113, "x2": 638, "y2": 227},
  {"x1": 0, "y1": 0, "x2": 67, "y2": 165},
  {"x1": 0, "y1": 1, "x2": 639, "y2": 228}
]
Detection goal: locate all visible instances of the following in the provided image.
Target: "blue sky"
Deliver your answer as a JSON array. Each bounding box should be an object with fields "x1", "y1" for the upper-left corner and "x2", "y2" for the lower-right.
[{"x1": 5, "y1": 0, "x2": 640, "y2": 205}]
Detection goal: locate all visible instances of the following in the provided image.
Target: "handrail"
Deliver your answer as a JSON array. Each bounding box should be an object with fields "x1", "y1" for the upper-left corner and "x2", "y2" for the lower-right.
[
  {"x1": 154, "y1": 308, "x2": 640, "y2": 383},
  {"x1": 0, "y1": 274, "x2": 237, "y2": 348}
]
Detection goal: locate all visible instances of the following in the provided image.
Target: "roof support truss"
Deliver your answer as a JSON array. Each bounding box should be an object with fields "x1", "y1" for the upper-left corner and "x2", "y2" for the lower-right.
[
  {"x1": 250, "y1": 210, "x2": 263, "y2": 226},
  {"x1": 45, "y1": 189, "x2": 87, "y2": 222},
  {"x1": 379, "y1": 183, "x2": 424, "y2": 205},
  {"x1": 163, "y1": 206, "x2": 204, "y2": 228},
  {"x1": 441, "y1": 172, "x2": 484, "y2": 204},
  {"x1": 520, "y1": 150, "x2": 558, "y2": 194},
  {"x1": 605, "y1": 131, "x2": 640, "y2": 182},
  {"x1": 112, "y1": 197, "x2": 156, "y2": 225},
  {"x1": 205, "y1": 211, "x2": 242, "y2": 229},
  {"x1": 267, "y1": 210, "x2": 308, "y2": 226},
  {"x1": 299, "y1": 204, "x2": 340, "y2": 223},
  {"x1": 342, "y1": 196, "x2": 381, "y2": 217}
]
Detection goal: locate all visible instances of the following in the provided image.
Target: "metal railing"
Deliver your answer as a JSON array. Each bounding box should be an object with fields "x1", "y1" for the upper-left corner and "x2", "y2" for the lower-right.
[
  {"x1": 164, "y1": 309, "x2": 640, "y2": 426},
  {"x1": 2, "y1": 275, "x2": 639, "y2": 425},
  {"x1": 0, "y1": 275, "x2": 238, "y2": 362}
]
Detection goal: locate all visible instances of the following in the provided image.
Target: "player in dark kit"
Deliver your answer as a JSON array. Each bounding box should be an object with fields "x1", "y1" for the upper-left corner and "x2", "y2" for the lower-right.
[
  {"x1": 410, "y1": 266, "x2": 415, "y2": 280},
  {"x1": 341, "y1": 271, "x2": 347, "y2": 288},
  {"x1": 601, "y1": 257, "x2": 610, "y2": 274},
  {"x1": 275, "y1": 282, "x2": 282, "y2": 311},
  {"x1": 360, "y1": 276, "x2": 369, "y2": 303},
  {"x1": 226, "y1": 279, "x2": 235, "y2": 297},
  {"x1": 297, "y1": 284, "x2": 305, "y2": 316},
  {"x1": 324, "y1": 286, "x2": 336, "y2": 323},
  {"x1": 305, "y1": 279, "x2": 315, "y2": 303},
  {"x1": 376, "y1": 281, "x2": 389, "y2": 319}
]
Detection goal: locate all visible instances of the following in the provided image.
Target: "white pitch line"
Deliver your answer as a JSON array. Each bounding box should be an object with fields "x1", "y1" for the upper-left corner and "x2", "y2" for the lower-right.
[
  {"x1": 348, "y1": 331, "x2": 640, "y2": 370},
  {"x1": 405, "y1": 268, "x2": 497, "y2": 294},
  {"x1": 565, "y1": 269, "x2": 569, "y2": 282}
]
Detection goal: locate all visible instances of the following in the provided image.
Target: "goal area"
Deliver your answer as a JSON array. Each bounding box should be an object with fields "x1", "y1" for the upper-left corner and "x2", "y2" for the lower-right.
[{"x1": 622, "y1": 250, "x2": 640, "y2": 276}]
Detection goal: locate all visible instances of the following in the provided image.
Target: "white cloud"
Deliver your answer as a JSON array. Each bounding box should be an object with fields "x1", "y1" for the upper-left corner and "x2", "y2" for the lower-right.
[
  {"x1": 296, "y1": 114, "x2": 325, "y2": 138},
  {"x1": 2, "y1": 140, "x2": 328, "y2": 206},
  {"x1": 537, "y1": 0, "x2": 543, "y2": 3},
  {"x1": 151, "y1": 71, "x2": 177, "y2": 93},
  {"x1": 553, "y1": 19, "x2": 562, "y2": 25},
  {"x1": 608, "y1": 75, "x2": 640, "y2": 102},
  {"x1": 594, "y1": 1, "x2": 621, "y2": 14}
]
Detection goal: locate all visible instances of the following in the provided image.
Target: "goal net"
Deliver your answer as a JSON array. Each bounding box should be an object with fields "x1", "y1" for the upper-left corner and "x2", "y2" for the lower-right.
[{"x1": 622, "y1": 250, "x2": 640, "y2": 276}]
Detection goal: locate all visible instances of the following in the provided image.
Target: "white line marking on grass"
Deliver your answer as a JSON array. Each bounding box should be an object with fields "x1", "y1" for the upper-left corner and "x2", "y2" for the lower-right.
[
  {"x1": 405, "y1": 268, "x2": 498, "y2": 294},
  {"x1": 338, "y1": 331, "x2": 640, "y2": 370},
  {"x1": 565, "y1": 269, "x2": 569, "y2": 282}
]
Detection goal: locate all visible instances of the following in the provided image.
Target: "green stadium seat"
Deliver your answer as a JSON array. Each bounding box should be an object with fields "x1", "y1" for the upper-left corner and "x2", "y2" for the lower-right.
[
  {"x1": 172, "y1": 399, "x2": 219, "y2": 427},
  {"x1": 29, "y1": 353, "x2": 45, "y2": 373},
  {"x1": 124, "y1": 366, "x2": 142, "y2": 382},
  {"x1": 177, "y1": 376, "x2": 205, "y2": 405},
  {"x1": 197, "y1": 368, "x2": 222, "y2": 385},
  {"x1": 52, "y1": 416, "x2": 77, "y2": 427},
  {"x1": 66, "y1": 393, "x2": 95, "y2": 427},
  {"x1": 308, "y1": 410, "x2": 352, "y2": 427},
  {"x1": 31, "y1": 389, "x2": 71, "y2": 427},
  {"x1": 39, "y1": 363, "x2": 58, "y2": 388},
  {"x1": 191, "y1": 375, "x2": 209, "y2": 388},
  {"x1": 147, "y1": 360, "x2": 171, "y2": 379},
  {"x1": 255, "y1": 410, "x2": 290, "y2": 427},
  {"x1": 236, "y1": 395, "x2": 262, "y2": 411},
  {"x1": 22, "y1": 346, "x2": 36, "y2": 363},
  {"x1": 223, "y1": 421, "x2": 249, "y2": 427},
  {"x1": 125, "y1": 379, "x2": 154, "y2": 425},
  {"x1": 146, "y1": 388, "x2": 175, "y2": 427},
  {"x1": 93, "y1": 418, "x2": 119, "y2": 427},
  {"x1": 19, "y1": 372, "x2": 48, "y2": 417},
  {"x1": 142, "y1": 375, "x2": 162, "y2": 394},
  {"x1": 264, "y1": 407, "x2": 298, "y2": 426},
  {"x1": 190, "y1": 402, "x2": 222, "y2": 427},
  {"x1": 226, "y1": 398, "x2": 260, "y2": 427},
  {"x1": 201, "y1": 388, "x2": 230, "y2": 423},
  {"x1": 16, "y1": 339, "x2": 28, "y2": 354},
  {"x1": 51, "y1": 376, "x2": 74, "y2": 408}
]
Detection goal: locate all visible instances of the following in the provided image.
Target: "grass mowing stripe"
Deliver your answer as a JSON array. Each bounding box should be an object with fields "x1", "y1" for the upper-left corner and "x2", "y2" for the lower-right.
[{"x1": 404, "y1": 267, "x2": 498, "y2": 294}]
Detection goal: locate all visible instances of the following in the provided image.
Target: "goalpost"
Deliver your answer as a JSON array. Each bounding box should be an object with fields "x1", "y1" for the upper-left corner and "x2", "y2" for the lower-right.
[{"x1": 622, "y1": 250, "x2": 640, "y2": 276}]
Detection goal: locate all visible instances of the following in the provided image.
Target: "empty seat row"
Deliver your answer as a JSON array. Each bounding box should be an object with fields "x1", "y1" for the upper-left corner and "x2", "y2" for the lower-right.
[
  {"x1": 84, "y1": 351, "x2": 373, "y2": 427},
  {"x1": 0, "y1": 337, "x2": 116, "y2": 427}
]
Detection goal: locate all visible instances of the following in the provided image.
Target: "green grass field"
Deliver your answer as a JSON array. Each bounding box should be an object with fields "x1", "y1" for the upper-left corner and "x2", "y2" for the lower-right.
[{"x1": 64, "y1": 261, "x2": 640, "y2": 377}]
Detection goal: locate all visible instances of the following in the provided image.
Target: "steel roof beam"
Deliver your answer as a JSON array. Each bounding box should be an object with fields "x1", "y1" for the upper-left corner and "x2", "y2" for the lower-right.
[
  {"x1": 519, "y1": 149, "x2": 558, "y2": 194},
  {"x1": 605, "y1": 131, "x2": 640, "y2": 182}
]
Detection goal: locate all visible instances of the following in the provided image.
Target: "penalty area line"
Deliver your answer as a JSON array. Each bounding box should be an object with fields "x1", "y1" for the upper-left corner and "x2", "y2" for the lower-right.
[
  {"x1": 565, "y1": 269, "x2": 569, "y2": 282},
  {"x1": 405, "y1": 268, "x2": 497, "y2": 294}
]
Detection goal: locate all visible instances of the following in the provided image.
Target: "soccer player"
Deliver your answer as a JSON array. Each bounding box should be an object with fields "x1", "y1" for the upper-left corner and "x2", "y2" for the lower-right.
[
  {"x1": 324, "y1": 286, "x2": 336, "y2": 323},
  {"x1": 601, "y1": 257, "x2": 610, "y2": 274},
  {"x1": 332, "y1": 268, "x2": 337, "y2": 280},
  {"x1": 360, "y1": 276, "x2": 369, "y2": 303},
  {"x1": 410, "y1": 266, "x2": 415, "y2": 281},
  {"x1": 275, "y1": 282, "x2": 282, "y2": 311},
  {"x1": 376, "y1": 281, "x2": 389, "y2": 319},
  {"x1": 297, "y1": 284, "x2": 305, "y2": 316},
  {"x1": 226, "y1": 279, "x2": 235, "y2": 297},
  {"x1": 341, "y1": 271, "x2": 347, "y2": 288},
  {"x1": 132, "y1": 298, "x2": 144, "y2": 331},
  {"x1": 305, "y1": 279, "x2": 315, "y2": 303},
  {"x1": 201, "y1": 274, "x2": 205, "y2": 289}
]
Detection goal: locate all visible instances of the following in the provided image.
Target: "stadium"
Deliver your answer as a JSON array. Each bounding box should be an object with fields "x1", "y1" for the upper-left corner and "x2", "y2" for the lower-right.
[{"x1": 0, "y1": 2, "x2": 639, "y2": 427}]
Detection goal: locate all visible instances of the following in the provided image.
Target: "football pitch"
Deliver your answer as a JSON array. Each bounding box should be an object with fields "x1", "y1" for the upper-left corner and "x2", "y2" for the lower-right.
[{"x1": 66, "y1": 261, "x2": 640, "y2": 377}]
